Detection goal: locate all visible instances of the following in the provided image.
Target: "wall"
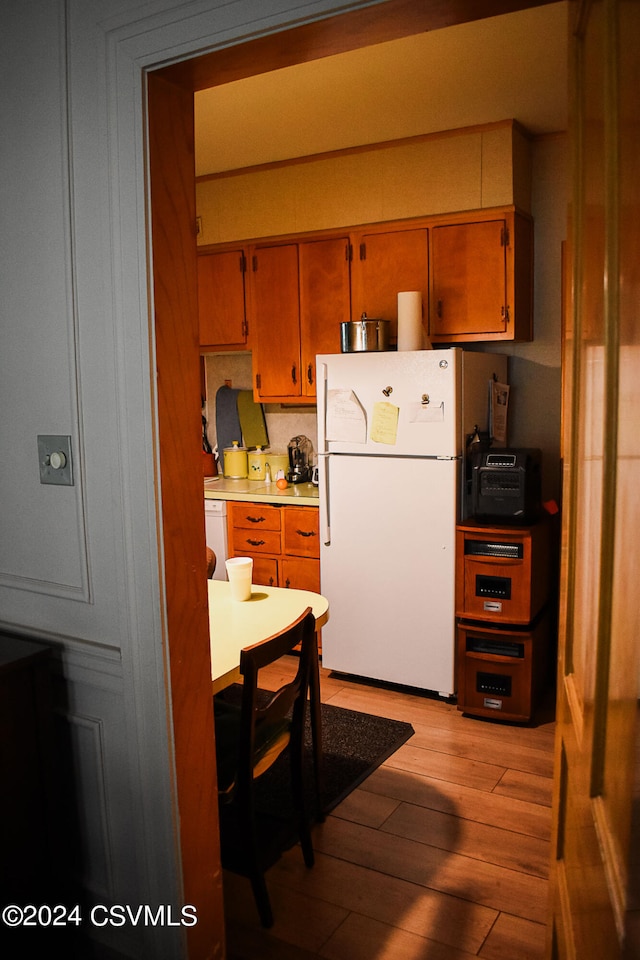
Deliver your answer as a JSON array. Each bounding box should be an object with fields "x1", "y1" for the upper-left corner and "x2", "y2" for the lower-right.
[
  {"x1": 204, "y1": 354, "x2": 319, "y2": 461},
  {"x1": 201, "y1": 129, "x2": 567, "y2": 502},
  {"x1": 2, "y1": 1, "x2": 399, "y2": 957}
]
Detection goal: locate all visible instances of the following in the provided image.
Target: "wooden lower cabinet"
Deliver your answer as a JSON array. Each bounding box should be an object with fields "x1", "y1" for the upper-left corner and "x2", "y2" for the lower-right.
[
  {"x1": 227, "y1": 501, "x2": 320, "y2": 592},
  {"x1": 227, "y1": 500, "x2": 321, "y2": 649}
]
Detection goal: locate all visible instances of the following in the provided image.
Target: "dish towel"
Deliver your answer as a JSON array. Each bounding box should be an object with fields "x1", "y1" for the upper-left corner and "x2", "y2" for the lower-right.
[
  {"x1": 215, "y1": 386, "x2": 243, "y2": 472},
  {"x1": 237, "y1": 390, "x2": 269, "y2": 449}
]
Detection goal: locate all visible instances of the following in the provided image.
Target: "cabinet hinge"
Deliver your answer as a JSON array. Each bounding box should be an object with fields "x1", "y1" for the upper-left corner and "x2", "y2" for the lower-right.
[
  {"x1": 359, "y1": 242, "x2": 366, "y2": 261},
  {"x1": 256, "y1": 373, "x2": 261, "y2": 389},
  {"x1": 240, "y1": 252, "x2": 247, "y2": 273},
  {"x1": 252, "y1": 254, "x2": 258, "y2": 271},
  {"x1": 500, "y1": 226, "x2": 510, "y2": 247},
  {"x1": 346, "y1": 243, "x2": 352, "y2": 262}
]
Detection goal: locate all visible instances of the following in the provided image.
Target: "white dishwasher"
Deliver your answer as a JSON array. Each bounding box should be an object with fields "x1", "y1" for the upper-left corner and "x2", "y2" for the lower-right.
[{"x1": 204, "y1": 499, "x2": 228, "y2": 581}]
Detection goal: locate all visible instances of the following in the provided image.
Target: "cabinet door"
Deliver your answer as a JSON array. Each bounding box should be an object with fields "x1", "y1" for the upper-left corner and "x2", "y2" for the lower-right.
[
  {"x1": 352, "y1": 228, "x2": 428, "y2": 340},
  {"x1": 197, "y1": 249, "x2": 247, "y2": 348},
  {"x1": 283, "y1": 507, "x2": 320, "y2": 559},
  {"x1": 250, "y1": 244, "x2": 301, "y2": 399},
  {"x1": 250, "y1": 556, "x2": 278, "y2": 587},
  {"x1": 430, "y1": 219, "x2": 508, "y2": 340},
  {"x1": 299, "y1": 237, "x2": 351, "y2": 397},
  {"x1": 281, "y1": 557, "x2": 320, "y2": 592}
]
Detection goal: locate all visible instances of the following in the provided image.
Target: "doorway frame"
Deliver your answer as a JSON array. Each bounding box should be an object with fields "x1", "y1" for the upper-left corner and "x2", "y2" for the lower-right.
[{"x1": 141, "y1": 1, "x2": 553, "y2": 955}]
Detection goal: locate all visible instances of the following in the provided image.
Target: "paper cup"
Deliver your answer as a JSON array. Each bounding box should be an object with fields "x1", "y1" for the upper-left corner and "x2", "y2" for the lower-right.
[{"x1": 225, "y1": 557, "x2": 253, "y2": 601}]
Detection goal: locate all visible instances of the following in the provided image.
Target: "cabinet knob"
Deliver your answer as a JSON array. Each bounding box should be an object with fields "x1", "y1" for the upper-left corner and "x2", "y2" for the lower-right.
[
  {"x1": 247, "y1": 538, "x2": 265, "y2": 547},
  {"x1": 307, "y1": 363, "x2": 314, "y2": 386},
  {"x1": 291, "y1": 364, "x2": 297, "y2": 384},
  {"x1": 296, "y1": 529, "x2": 316, "y2": 538}
]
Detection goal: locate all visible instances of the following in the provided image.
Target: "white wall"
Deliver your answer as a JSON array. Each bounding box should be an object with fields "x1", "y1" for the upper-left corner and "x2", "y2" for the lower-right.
[
  {"x1": 1, "y1": 1, "x2": 391, "y2": 957},
  {"x1": 484, "y1": 132, "x2": 568, "y2": 502}
]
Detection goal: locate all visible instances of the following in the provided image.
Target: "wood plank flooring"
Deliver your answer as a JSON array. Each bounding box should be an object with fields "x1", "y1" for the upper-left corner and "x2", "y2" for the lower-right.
[{"x1": 223, "y1": 659, "x2": 556, "y2": 960}]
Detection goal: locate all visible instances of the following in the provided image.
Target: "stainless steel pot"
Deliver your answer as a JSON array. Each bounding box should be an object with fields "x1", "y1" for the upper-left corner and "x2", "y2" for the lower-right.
[{"x1": 340, "y1": 313, "x2": 391, "y2": 352}]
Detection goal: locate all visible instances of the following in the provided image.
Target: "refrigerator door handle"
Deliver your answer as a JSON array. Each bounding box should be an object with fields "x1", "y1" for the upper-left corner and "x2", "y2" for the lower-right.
[
  {"x1": 317, "y1": 452, "x2": 330, "y2": 545},
  {"x1": 317, "y1": 362, "x2": 331, "y2": 544},
  {"x1": 317, "y1": 361, "x2": 328, "y2": 454}
]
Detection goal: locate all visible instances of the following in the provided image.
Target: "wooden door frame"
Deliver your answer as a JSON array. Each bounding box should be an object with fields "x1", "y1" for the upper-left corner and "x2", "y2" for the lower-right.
[{"x1": 147, "y1": 2, "x2": 554, "y2": 955}]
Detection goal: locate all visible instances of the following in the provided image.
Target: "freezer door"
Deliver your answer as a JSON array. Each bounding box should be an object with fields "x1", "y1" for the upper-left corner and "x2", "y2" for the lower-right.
[
  {"x1": 320, "y1": 453, "x2": 458, "y2": 696},
  {"x1": 317, "y1": 349, "x2": 461, "y2": 458}
]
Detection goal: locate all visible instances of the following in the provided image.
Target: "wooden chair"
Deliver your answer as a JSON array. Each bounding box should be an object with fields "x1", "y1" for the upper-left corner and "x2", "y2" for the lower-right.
[{"x1": 214, "y1": 607, "x2": 316, "y2": 928}]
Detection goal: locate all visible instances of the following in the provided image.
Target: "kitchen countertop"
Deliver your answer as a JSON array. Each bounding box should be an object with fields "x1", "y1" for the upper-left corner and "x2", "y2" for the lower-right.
[{"x1": 204, "y1": 476, "x2": 319, "y2": 506}]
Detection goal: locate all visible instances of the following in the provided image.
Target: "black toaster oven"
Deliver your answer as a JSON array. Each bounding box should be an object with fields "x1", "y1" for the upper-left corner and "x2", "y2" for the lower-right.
[{"x1": 470, "y1": 448, "x2": 542, "y2": 524}]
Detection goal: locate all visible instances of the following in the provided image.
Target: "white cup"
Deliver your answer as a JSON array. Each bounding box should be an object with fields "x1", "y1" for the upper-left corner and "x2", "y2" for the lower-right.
[{"x1": 225, "y1": 556, "x2": 253, "y2": 601}]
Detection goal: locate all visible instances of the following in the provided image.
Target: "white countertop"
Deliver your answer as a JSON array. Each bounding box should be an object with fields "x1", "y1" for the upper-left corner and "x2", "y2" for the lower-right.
[{"x1": 204, "y1": 476, "x2": 319, "y2": 506}]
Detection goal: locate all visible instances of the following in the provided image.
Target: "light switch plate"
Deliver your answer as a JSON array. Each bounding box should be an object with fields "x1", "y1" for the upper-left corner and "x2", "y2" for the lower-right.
[{"x1": 38, "y1": 435, "x2": 74, "y2": 486}]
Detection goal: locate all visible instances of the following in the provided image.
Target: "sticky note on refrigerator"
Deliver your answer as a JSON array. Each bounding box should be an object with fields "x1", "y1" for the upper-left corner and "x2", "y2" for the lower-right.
[{"x1": 370, "y1": 401, "x2": 399, "y2": 444}]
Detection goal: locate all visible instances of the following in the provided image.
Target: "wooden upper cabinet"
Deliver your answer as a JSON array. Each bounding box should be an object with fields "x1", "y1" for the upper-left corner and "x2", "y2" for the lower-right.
[
  {"x1": 251, "y1": 236, "x2": 350, "y2": 403},
  {"x1": 351, "y1": 227, "x2": 428, "y2": 341},
  {"x1": 250, "y1": 243, "x2": 301, "y2": 400},
  {"x1": 429, "y1": 211, "x2": 533, "y2": 343},
  {"x1": 201, "y1": 206, "x2": 533, "y2": 368},
  {"x1": 299, "y1": 236, "x2": 351, "y2": 397},
  {"x1": 197, "y1": 248, "x2": 248, "y2": 349}
]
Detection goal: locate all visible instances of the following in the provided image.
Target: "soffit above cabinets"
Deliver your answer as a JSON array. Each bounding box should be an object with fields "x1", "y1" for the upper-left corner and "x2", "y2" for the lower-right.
[{"x1": 194, "y1": 2, "x2": 568, "y2": 178}]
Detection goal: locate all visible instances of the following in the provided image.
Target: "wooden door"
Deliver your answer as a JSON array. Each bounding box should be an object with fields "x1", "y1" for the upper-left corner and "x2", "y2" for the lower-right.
[
  {"x1": 352, "y1": 227, "x2": 428, "y2": 340},
  {"x1": 431, "y1": 219, "x2": 507, "y2": 338},
  {"x1": 197, "y1": 248, "x2": 247, "y2": 348},
  {"x1": 299, "y1": 236, "x2": 351, "y2": 397},
  {"x1": 548, "y1": 2, "x2": 640, "y2": 957},
  {"x1": 250, "y1": 243, "x2": 301, "y2": 400}
]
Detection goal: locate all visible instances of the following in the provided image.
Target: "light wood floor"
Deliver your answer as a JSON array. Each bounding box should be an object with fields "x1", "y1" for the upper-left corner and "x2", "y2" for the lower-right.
[{"x1": 223, "y1": 658, "x2": 556, "y2": 960}]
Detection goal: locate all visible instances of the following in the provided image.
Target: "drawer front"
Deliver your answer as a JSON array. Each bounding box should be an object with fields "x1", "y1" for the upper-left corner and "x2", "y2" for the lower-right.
[
  {"x1": 229, "y1": 501, "x2": 281, "y2": 531},
  {"x1": 283, "y1": 507, "x2": 319, "y2": 558},
  {"x1": 231, "y1": 527, "x2": 282, "y2": 555}
]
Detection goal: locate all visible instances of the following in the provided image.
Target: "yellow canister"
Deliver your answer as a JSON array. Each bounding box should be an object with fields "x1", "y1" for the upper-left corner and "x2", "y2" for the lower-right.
[
  {"x1": 265, "y1": 453, "x2": 289, "y2": 480},
  {"x1": 247, "y1": 446, "x2": 268, "y2": 481},
  {"x1": 223, "y1": 441, "x2": 248, "y2": 479}
]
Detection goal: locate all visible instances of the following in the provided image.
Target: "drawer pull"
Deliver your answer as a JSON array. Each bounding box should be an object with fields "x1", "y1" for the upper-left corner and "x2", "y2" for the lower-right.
[
  {"x1": 246, "y1": 515, "x2": 266, "y2": 524},
  {"x1": 246, "y1": 538, "x2": 266, "y2": 547},
  {"x1": 296, "y1": 529, "x2": 316, "y2": 538}
]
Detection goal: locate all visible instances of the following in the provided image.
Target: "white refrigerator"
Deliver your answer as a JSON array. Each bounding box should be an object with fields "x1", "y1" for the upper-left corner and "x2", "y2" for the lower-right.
[{"x1": 316, "y1": 348, "x2": 507, "y2": 698}]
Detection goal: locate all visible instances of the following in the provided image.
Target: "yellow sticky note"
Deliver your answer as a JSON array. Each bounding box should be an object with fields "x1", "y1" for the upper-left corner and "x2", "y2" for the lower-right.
[{"x1": 370, "y1": 401, "x2": 399, "y2": 444}]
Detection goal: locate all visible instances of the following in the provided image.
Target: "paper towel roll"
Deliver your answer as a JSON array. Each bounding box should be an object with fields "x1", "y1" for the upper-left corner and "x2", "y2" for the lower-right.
[{"x1": 397, "y1": 291, "x2": 425, "y2": 351}]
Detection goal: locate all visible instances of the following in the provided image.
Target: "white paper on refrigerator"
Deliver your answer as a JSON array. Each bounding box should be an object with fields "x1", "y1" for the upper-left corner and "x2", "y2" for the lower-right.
[{"x1": 326, "y1": 389, "x2": 367, "y2": 443}]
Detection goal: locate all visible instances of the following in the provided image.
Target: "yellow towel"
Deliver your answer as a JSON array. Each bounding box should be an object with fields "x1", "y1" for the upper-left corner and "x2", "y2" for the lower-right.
[{"x1": 237, "y1": 390, "x2": 269, "y2": 449}]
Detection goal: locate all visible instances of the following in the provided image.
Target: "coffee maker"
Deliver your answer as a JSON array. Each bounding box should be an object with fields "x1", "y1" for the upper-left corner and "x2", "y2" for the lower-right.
[{"x1": 287, "y1": 435, "x2": 313, "y2": 483}]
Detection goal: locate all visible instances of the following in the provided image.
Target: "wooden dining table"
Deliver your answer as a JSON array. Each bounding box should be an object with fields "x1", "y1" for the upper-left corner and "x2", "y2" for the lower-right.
[{"x1": 207, "y1": 579, "x2": 329, "y2": 816}]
